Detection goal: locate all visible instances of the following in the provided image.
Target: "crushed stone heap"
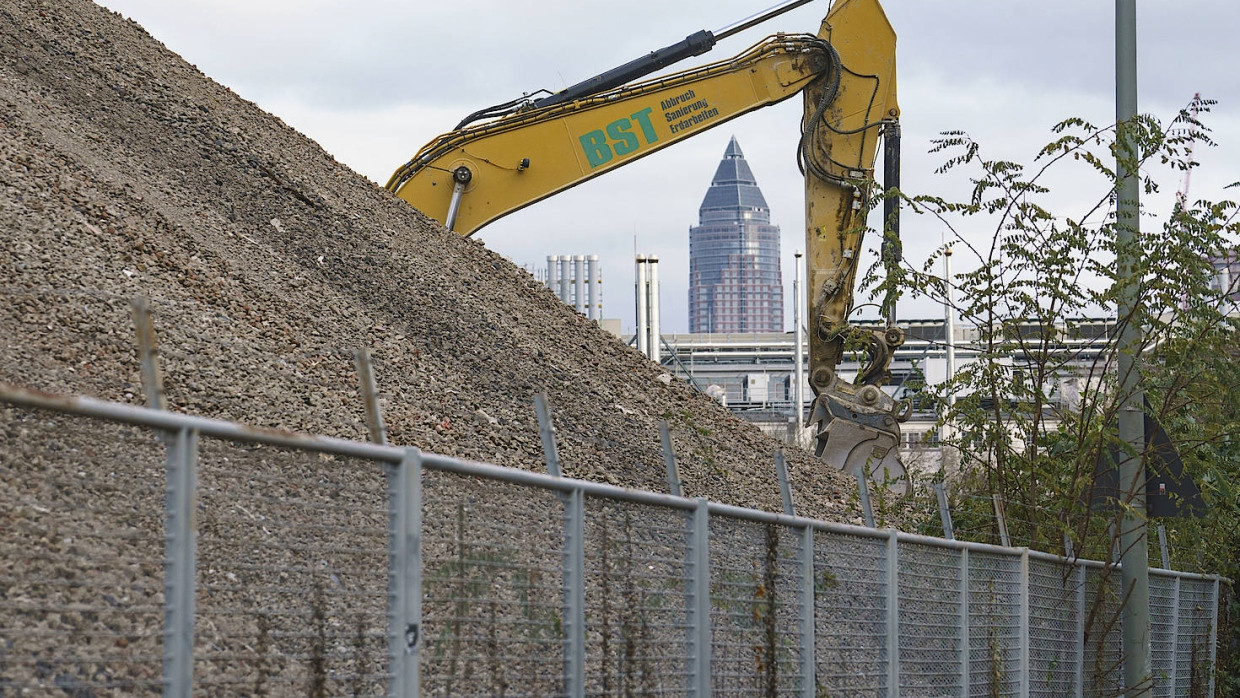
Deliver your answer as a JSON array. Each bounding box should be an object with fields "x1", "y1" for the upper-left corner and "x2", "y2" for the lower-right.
[{"x1": 0, "y1": 0, "x2": 860, "y2": 520}]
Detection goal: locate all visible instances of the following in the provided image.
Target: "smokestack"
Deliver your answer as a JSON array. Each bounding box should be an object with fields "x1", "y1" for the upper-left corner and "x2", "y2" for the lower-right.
[
  {"x1": 559, "y1": 256, "x2": 571, "y2": 306},
  {"x1": 648, "y1": 255, "x2": 660, "y2": 364},
  {"x1": 587, "y1": 254, "x2": 600, "y2": 320},
  {"x1": 573, "y1": 255, "x2": 586, "y2": 314},
  {"x1": 546, "y1": 255, "x2": 559, "y2": 291},
  {"x1": 636, "y1": 255, "x2": 648, "y2": 356}
]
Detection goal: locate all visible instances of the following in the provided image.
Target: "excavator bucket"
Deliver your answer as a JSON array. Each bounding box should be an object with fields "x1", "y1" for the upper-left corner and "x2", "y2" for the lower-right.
[{"x1": 809, "y1": 380, "x2": 907, "y2": 495}]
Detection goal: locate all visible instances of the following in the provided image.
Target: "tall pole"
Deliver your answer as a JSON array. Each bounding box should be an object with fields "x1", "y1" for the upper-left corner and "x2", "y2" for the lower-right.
[
  {"x1": 794, "y1": 251, "x2": 805, "y2": 441},
  {"x1": 943, "y1": 246, "x2": 957, "y2": 470},
  {"x1": 1115, "y1": 0, "x2": 1151, "y2": 693}
]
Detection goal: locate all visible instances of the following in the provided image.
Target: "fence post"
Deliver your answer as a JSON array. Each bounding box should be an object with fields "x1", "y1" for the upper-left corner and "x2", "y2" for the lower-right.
[
  {"x1": 935, "y1": 481, "x2": 953, "y2": 540},
  {"x1": 858, "y1": 474, "x2": 875, "y2": 528},
  {"x1": 355, "y1": 349, "x2": 388, "y2": 445},
  {"x1": 1075, "y1": 563, "x2": 1086, "y2": 698},
  {"x1": 131, "y1": 297, "x2": 167, "y2": 411},
  {"x1": 1156, "y1": 524, "x2": 1170, "y2": 569},
  {"x1": 388, "y1": 448, "x2": 422, "y2": 698},
  {"x1": 562, "y1": 488, "x2": 586, "y2": 698},
  {"x1": 960, "y1": 548, "x2": 970, "y2": 696},
  {"x1": 799, "y1": 526, "x2": 815, "y2": 698},
  {"x1": 659, "y1": 420, "x2": 682, "y2": 497},
  {"x1": 775, "y1": 449, "x2": 795, "y2": 517},
  {"x1": 1108, "y1": 522, "x2": 1119, "y2": 564},
  {"x1": 886, "y1": 529, "x2": 899, "y2": 695},
  {"x1": 1209, "y1": 577, "x2": 1220, "y2": 698},
  {"x1": 162, "y1": 426, "x2": 198, "y2": 698},
  {"x1": 533, "y1": 394, "x2": 562, "y2": 477},
  {"x1": 1169, "y1": 575, "x2": 1180, "y2": 692},
  {"x1": 1019, "y1": 549, "x2": 1030, "y2": 698},
  {"x1": 687, "y1": 498, "x2": 712, "y2": 698},
  {"x1": 993, "y1": 494, "x2": 1010, "y2": 547}
]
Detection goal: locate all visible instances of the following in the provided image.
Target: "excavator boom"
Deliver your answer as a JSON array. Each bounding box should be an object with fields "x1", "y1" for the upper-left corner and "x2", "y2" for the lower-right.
[{"x1": 387, "y1": 35, "x2": 831, "y2": 236}]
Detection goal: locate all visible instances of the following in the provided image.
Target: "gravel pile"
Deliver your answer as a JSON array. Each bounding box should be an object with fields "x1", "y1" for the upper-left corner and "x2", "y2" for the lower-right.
[
  {"x1": 0, "y1": 0, "x2": 870, "y2": 690},
  {"x1": 0, "y1": 0, "x2": 860, "y2": 518}
]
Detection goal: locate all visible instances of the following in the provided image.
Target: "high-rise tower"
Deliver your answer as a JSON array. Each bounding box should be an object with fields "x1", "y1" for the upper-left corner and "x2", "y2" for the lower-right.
[{"x1": 688, "y1": 137, "x2": 783, "y2": 333}]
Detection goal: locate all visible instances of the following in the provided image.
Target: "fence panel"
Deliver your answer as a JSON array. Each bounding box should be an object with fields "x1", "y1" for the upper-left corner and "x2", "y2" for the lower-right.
[
  {"x1": 967, "y1": 550, "x2": 1022, "y2": 697},
  {"x1": 579, "y1": 496, "x2": 692, "y2": 696},
  {"x1": 707, "y1": 513, "x2": 806, "y2": 696},
  {"x1": 1148, "y1": 570, "x2": 1178, "y2": 697},
  {"x1": 898, "y1": 541, "x2": 965, "y2": 695},
  {"x1": 1083, "y1": 566, "x2": 1125, "y2": 697},
  {"x1": 1027, "y1": 556, "x2": 1081, "y2": 696},
  {"x1": 0, "y1": 407, "x2": 166, "y2": 695},
  {"x1": 1175, "y1": 576, "x2": 1216, "y2": 696},
  {"x1": 813, "y1": 530, "x2": 889, "y2": 695},
  {"x1": 418, "y1": 469, "x2": 567, "y2": 696},
  {"x1": 191, "y1": 440, "x2": 390, "y2": 695}
]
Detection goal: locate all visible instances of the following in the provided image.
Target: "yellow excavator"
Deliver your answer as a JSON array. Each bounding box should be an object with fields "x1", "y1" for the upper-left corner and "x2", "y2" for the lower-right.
[{"x1": 386, "y1": 0, "x2": 908, "y2": 488}]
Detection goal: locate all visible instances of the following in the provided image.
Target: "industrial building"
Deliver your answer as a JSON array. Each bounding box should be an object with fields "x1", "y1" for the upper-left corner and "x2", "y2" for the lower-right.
[{"x1": 653, "y1": 318, "x2": 1120, "y2": 460}]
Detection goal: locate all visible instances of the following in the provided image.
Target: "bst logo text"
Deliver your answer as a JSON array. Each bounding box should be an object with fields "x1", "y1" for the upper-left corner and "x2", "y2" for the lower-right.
[{"x1": 578, "y1": 108, "x2": 658, "y2": 168}]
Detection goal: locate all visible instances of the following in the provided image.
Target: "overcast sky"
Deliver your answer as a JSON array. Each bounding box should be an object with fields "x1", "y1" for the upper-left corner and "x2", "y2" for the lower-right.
[{"x1": 96, "y1": 0, "x2": 1240, "y2": 333}]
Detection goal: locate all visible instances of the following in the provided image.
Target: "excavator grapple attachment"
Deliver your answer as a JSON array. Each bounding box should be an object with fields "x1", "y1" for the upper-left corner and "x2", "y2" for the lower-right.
[{"x1": 810, "y1": 378, "x2": 907, "y2": 494}]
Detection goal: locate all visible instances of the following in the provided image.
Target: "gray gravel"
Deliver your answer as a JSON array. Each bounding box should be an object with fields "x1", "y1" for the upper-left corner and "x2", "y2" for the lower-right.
[{"x1": 0, "y1": 0, "x2": 861, "y2": 519}]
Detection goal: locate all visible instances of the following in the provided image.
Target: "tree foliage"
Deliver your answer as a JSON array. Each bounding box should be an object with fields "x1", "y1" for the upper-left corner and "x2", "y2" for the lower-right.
[{"x1": 874, "y1": 96, "x2": 1238, "y2": 691}]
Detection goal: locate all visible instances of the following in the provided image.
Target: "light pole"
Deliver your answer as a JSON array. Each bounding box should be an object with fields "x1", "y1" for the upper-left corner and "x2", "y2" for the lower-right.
[{"x1": 1115, "y1": 0, "x2": 1151, "y2": 692}]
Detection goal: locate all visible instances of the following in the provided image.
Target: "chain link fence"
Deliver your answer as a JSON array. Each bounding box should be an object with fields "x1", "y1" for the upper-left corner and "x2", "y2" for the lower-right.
[{"x1": 0, "y1": 385, "x2": 1225, "y2": 696}]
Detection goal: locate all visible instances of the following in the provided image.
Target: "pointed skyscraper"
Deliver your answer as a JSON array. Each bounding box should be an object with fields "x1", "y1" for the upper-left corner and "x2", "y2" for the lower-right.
[{"x1": 688, "y1": 137, "x2": 783, "y2": 333}]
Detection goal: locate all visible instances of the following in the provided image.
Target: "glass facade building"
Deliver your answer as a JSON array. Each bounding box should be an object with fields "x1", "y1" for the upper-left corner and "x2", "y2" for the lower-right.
[{"x1": 688, "y1": 137, "x2": 783, "y2": 333}]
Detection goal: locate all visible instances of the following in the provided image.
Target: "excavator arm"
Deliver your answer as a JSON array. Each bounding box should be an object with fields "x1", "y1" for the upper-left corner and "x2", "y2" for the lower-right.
[
  {"x1": 388, "y1": 0, "x2": 909, "y2": 489},
  {"x1": 800, "y1": 0, "x2": 908, "y2": 489},
  {"x1": 386, "y1": 34, "x2": 831, "y2": 236}
]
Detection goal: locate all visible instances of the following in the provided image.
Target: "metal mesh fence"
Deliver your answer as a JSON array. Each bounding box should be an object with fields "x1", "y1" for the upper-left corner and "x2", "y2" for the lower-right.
[
  {"x1": 0, "y1": 407, "x2": 166, "y2": 695},
  {"x1": 0, "y1": 390, "x2": 1228, "y2": 697},
  {"x1": 1027, "y1": 557, "x2": 1081, "y2": 696},
  {"x1": 419, "y1": 469, "x2": 566, "y2": 696},
  {"x1": 707, "y1": 514, "x2": 806, "y2": 696},
  {"x1": 192, "y1": 441, "x2": 390, "y2": 695},
  {"x1": 1149, "y1": 571, "x2": 1177, "y2": 697},
  {"x1": 1175, "y1": 576, "x2": 1217, "y2": 696},
  {"x1": 968, "y1": 551, "x2": 1022, "y2": 697},
  {"x1": 1083, "y1": 566, "x2": 1125, "y2": 697},
  {"x1": 898, "y1": 541, "x2": 964, "y2": 695},
  {"x1": 582, "y1": 497, "x2": 691, "y2": 696},
  {"x1": 813, "y1": 531, "x2": 889, "y2": 694}
]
